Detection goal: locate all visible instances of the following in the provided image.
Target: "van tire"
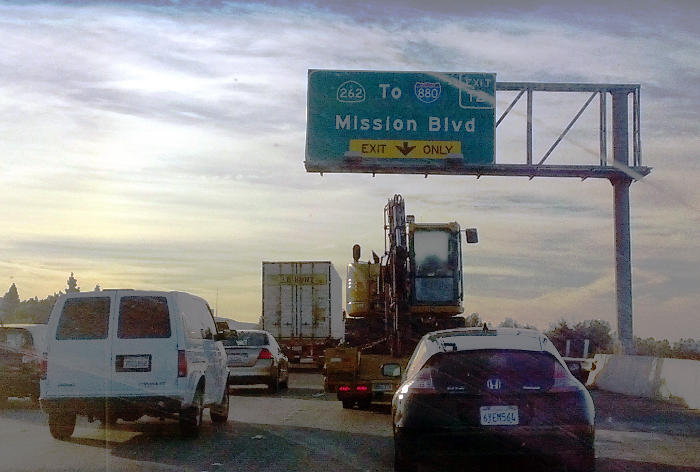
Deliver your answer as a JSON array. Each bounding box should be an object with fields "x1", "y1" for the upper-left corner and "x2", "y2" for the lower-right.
[
  {"x1": 210, "y1": 390, "x2": 229, "y2": 424},
  {"x1": 179, "y1": 389, "x2": 203, "y2": 438},
  {"x1": 49, "y1": 409, "x2": 76, "y2": 440}
]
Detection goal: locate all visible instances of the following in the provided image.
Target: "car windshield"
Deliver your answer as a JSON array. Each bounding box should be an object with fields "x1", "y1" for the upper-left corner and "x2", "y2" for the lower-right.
[
  {"x1": 426, "y1": 349, "x2": 557, "y2": 392},
  {"x1": 223, "y1": 332, "x2": 268, "y2": 347}
]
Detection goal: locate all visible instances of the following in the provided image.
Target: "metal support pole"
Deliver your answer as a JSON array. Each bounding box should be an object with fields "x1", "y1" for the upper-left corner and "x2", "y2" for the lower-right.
[
  {"x1": 526, "y1": 88, "x2": 533, "y2": 165},
  {"x1": 612, "y1": 92, "x2": 634, "y2": 354}
]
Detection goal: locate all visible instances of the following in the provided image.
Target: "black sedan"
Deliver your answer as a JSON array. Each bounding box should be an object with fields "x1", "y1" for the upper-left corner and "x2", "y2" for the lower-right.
[{"x1": 392, "y1": 327, "x2": 595, "y2": 472}]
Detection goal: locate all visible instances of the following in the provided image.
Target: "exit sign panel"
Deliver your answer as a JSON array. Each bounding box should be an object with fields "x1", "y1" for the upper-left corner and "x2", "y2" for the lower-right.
[{"x1": 305, "y1": 70, "x2": 495, "y2": 173}]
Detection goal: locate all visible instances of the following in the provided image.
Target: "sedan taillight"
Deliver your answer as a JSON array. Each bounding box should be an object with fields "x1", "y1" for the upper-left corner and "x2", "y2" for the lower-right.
[
  {"x1": 258, "y1": 348, "x2": 272, "y2": 360},
  {"x1": 399, "y1": 367, "x2": 438, "y2": 397},
  {"x1": 549, "y1": 361, "x2": 580, "y2": 392}
]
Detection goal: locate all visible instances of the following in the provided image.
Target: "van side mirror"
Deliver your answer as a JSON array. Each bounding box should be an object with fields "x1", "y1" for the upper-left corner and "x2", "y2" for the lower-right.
[
  {"x1": 382, "y1": 363, "x2": 402, "y2": 378},
  {"x1": 465, "y1": 228, "x2": 478, "y2": 244}
]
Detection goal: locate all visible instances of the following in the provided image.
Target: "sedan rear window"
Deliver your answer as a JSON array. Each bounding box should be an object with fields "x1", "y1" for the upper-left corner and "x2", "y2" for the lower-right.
[
  {"x1": 118, "y1": 296, "x2": 171, "y2": 339},
  {"x1": 427, "y1": 349, "x2": 557, "y2": 392},
  {"x1": 57, "y1": 297, "x2": 111, "y2": 340},
  {"x1": 223, "y1": 332, "x2": 268, "y2": 347}
]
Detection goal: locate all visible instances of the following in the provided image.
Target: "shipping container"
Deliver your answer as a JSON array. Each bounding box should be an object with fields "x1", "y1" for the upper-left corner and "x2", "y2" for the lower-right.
[{"x1": 262, "y1": 261, "x2": 343, "y2": 367}]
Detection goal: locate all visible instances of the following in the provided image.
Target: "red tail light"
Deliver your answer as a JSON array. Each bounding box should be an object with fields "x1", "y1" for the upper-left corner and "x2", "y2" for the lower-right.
[
  {"x1": 258, "y1": 348, "x2": 272, "y2": 360},
  {"x1": 41, "y1": 352, "x2": 47, "y2": 380},
  {"x1": 402, "y1": 367, "x2": 438, "y2": 394},
  {"x1": 356, "y1": 385, "x2": 369, "y2": 392},
  {"x1": 178, "y1": 350, "x2": 187, "y2": 377},
  {"x1": 549, "y1": 361, "x2": 579, "y2": 392},
  {"x1": 338, "y1": 385, "x2": 351, "y2": 392}
]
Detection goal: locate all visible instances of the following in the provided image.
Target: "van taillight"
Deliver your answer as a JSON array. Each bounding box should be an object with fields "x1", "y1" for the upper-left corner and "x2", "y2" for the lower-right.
[
  {"x1": 258, "y1": 348, "x2": 272, "y2": 360},
  {"x1": 41, "y1": 352, "x2": 47, "y2": 380},
  {"x1": 178, "y1": 350, "x2": 187, "y2": 377}
]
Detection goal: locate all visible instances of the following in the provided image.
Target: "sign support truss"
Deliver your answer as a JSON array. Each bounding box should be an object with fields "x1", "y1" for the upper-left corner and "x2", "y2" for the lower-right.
[{"x1": 495, "y1": 82, "x2": 646, "y2": 179}]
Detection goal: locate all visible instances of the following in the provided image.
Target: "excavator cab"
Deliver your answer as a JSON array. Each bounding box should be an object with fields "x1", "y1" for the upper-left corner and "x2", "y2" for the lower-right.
[{"x1": 409, "y1": 222, "x2": 464, "y2": 313}]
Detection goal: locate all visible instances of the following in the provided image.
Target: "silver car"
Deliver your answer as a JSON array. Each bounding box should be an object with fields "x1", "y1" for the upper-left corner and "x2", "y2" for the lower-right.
[{"x1": 224, "y1": 330, "x2": 289, "y2": 392}]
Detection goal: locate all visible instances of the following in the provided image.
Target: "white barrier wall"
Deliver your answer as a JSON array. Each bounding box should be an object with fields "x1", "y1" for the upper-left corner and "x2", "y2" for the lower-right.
[{"x1": 588, "y1": 354, "x2": 700, "y2": 410}]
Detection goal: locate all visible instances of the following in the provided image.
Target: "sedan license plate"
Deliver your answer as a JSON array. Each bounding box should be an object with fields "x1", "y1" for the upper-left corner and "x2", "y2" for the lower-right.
[
  {"x1": 480, "y1": 405, "x2": 519, "y2": 426},
  {"x1": 372, "y1": 382, "x2": 393, "y2": 392}
]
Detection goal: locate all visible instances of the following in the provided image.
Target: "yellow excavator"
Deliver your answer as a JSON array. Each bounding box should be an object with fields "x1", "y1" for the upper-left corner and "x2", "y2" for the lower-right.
[{"x1": 324, "y1": 194, "x2": 478, "y2": 408}]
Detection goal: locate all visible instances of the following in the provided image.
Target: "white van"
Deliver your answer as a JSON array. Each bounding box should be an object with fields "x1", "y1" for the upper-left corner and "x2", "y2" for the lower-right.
[{"x1": 41, "y1": 290, "x2": 229, "y2": 439}]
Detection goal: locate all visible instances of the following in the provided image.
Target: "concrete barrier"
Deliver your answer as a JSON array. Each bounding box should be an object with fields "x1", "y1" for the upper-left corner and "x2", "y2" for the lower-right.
[{"x1": 587, "y1": 354, "x2": 700, "y2": 410}]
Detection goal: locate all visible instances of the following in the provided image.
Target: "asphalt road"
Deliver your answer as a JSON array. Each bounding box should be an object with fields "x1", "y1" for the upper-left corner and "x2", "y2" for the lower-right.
[{"x1": 0, "y1": 373, "x2": 697, "y2": 471}]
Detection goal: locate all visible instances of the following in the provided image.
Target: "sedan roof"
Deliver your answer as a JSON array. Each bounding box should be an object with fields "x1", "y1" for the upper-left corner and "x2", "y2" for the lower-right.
[{"x1": 423, "y1": 327, "x2": 561, "y2": 358}]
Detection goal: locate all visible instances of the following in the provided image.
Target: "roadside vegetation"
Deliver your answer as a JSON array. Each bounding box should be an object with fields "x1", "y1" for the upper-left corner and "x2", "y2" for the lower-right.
[{"x1": 2, "y1": 278, "x2": 698, "y2": 360}]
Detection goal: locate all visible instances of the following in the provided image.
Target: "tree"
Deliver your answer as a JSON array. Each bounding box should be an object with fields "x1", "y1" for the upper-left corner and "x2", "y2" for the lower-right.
[
  {"x1": 572, "y1": 319, "x2": 613, "y2": 355},
  {"x1": 464, "y1": 312, "x2": 482, "y2": 327},
  {"x1": 544, "y1": 319, "x2": 575, "y2": 354},
  {"x1": 94, "y1": 284, "x2": 101, "y2": 292},
  {"x1": 1, "y1": 283, "x2": 20, "y2": 320},
  {"x1": 499, "y1": 317, "x2": 537, "y2": 330},
  {"x1": 66, "y1": 273, "x2": 80, "y2": 293},
  {"x1": 545, "y1": 319, "x2": 613, "y2": 357}
]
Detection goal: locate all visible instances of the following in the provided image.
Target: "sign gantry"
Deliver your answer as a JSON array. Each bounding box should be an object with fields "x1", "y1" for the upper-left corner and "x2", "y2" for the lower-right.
[
  {"x1": 306, "y1": 70, "x2": 650, "y2": 181},
  {"x1": 305, "y1": 70, "x2": 649, "y2": 354}
]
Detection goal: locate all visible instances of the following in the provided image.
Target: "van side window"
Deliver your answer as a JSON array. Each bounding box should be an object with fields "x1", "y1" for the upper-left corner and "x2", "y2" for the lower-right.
[
  {"x1": 57, "y1": 297, "x2": 111, "y2": 340},
  {"x1": 182, "y1": 297, "x2": 204, "y2": 339},
  {"x1": 118, "y1": 296, "x2": 171, "y2": 339},
  {"x1": 201, "y1": 303, "x2": 217, "y2": 339}
]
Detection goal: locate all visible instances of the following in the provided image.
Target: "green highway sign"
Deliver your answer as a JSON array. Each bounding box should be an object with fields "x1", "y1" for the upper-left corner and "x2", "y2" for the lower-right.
[{"x1": 305, "y1": 70, "x2": 495, "y2": 174}]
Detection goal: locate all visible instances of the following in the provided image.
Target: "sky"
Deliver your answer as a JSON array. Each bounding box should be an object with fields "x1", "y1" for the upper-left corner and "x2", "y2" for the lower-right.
[{"x1": 0, "y1": 0, "x2": 698, "y2": 342}]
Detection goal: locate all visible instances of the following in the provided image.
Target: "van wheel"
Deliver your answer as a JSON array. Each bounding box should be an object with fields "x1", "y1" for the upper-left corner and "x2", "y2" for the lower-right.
[
  {"x1": 210, "y1": 390, "x2": 229, "y2": 424},
  {"x1": 180, "y1": 390, "x2": 203, "y2": 438},
  {"x1": 49, "y1": 409, "x2": 76, "y2": 440}
]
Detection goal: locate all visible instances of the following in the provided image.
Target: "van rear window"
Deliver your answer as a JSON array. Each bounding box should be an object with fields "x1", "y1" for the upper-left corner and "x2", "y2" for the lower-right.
[
  {"x1": 57, "y1": 297, "x2": 111, "y2": 340},
  {"x1": 118, "y1": 296, "x2": 171, "y2": 339}
]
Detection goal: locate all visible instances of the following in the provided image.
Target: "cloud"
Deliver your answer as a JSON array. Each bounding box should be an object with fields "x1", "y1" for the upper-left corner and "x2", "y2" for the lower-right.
[{"x1": 0, "y1": 1, "x2": 697, "y2": 338}]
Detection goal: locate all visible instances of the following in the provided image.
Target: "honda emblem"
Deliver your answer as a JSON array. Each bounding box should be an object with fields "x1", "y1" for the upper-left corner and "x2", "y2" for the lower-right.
[{"x1": 486, "y1": 378, "x2": 502, "y2": 390}]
